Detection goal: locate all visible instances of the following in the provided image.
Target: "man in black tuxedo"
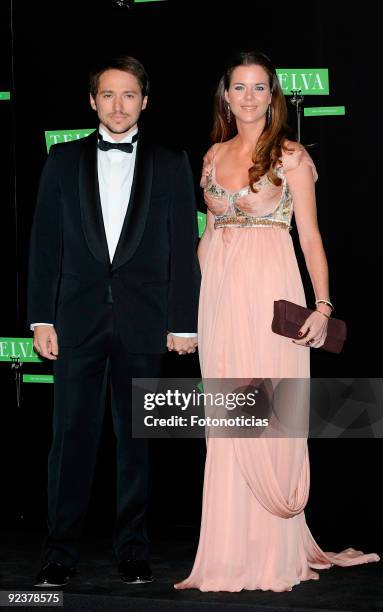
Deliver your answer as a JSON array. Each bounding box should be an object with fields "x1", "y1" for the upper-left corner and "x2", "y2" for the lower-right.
[{"x1": 28, "y1": 56, "x2": 200, "y2": 587}]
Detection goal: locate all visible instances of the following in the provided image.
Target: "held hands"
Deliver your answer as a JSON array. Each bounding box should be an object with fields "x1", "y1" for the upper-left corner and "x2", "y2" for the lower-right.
[
  {"x1": 33, "y1": 325, "x2": 59, "y2": 360},
  {"x1": 167, "y1": 333, "x2": 198, "y2": 355},
  {"x1": 292, "y1": 310, "x2": 329, "y2": 348}
]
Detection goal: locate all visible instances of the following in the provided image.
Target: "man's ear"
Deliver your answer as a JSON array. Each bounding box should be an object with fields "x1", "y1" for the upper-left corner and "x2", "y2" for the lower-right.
[
  {"x1": 89, "y1": 93, "x2": 97, "y2": 111},
  {"x1": 142, "y1": 96, "x2": 148, "y2": 111}
]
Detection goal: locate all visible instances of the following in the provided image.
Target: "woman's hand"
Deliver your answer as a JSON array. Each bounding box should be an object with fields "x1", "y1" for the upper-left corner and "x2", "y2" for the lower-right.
[{"x1": 292, "y1": 310, "x2": 329, "y2": 348}]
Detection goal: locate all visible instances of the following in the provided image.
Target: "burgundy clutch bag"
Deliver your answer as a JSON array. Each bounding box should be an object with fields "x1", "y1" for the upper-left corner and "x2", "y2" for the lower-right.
[{"x1": 272, "y1": 300, "x2": 347, "y2": 354}]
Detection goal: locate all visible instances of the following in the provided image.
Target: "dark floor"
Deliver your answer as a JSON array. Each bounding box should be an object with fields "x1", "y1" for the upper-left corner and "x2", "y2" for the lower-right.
[{"x1": 0, "y1": 532, "x2": 382, "y2": 612}]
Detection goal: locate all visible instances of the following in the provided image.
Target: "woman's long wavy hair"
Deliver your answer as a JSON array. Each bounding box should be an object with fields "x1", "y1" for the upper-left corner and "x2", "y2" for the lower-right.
[{"x1": 211, "y1": 51, "x2": 294, "y2": 192}]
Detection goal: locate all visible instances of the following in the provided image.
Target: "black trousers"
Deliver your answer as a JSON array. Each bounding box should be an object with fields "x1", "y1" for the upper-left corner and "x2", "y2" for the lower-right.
[{"x1": 43, "y1": 307, "x2": 163, "y2": 567}]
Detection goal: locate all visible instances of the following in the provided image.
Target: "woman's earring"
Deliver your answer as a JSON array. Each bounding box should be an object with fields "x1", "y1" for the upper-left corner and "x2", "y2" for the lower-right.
[
  {"x1": 226, "y1": 103, "x2": 231, "y2": 123},
  {"x1": 267, "y1": 104, "x2": 272, "y2": 124}
]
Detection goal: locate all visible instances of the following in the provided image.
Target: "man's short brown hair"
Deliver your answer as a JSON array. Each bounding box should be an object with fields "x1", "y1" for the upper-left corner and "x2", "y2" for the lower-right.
[{"x1": 89, "y1": 55, "x2": 149, "y2": 98}]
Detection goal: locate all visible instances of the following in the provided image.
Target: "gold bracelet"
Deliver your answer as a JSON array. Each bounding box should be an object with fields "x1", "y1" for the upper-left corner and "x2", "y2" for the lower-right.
[
  {"x1": 315, "y1": 299, "x2": 334, "y2": 311},
  {"x1": 316, "y1": 309, "x2": 330, "y2": 319}
]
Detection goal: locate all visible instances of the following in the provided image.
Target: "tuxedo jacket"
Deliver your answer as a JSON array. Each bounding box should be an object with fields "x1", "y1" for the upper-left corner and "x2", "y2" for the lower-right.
[{"x1": 27, "y1": 130, "x2": 201, "y2": 353}]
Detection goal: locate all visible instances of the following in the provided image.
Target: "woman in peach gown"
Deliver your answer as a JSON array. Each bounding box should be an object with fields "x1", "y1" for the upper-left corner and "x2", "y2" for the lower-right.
[{"x1": 175, "y1": 51, "x2": 379, "y2": 592}]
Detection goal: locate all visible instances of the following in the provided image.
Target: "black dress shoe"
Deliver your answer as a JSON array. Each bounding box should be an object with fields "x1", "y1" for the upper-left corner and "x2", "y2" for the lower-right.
[
  {"x1": 118, "y1": 559, "x2": 153, "y2": 584},
  {"x1": 34, "y1": 562, "x2": 76, "y2": 588}
]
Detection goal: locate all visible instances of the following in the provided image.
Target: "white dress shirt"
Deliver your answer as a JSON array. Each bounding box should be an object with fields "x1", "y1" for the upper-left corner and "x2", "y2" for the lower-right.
[
  {"x1": 31, "y1": 125, "x2": 196, "y2": 338},
  {"x1": 98, "y1": 125, "x2": 137, "y2": 262}
]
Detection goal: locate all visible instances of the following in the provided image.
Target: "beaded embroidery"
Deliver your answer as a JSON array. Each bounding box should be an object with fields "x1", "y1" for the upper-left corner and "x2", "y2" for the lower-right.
[{"x1": 205, "y1": 163, "x2": 293, "y2": 231}]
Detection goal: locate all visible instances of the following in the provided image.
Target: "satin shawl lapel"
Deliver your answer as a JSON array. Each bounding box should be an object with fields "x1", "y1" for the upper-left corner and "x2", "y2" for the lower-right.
[
  {"x1": 78, "y1": 131, "x2": 110, "y2": 267},
  {"x1": 111, "y1": 138, "x2": 154, "y2": 271}
]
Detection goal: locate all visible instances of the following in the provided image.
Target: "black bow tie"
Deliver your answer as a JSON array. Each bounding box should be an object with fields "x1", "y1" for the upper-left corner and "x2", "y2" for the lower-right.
[{"x1": 97, "y1": 131, "x2": 138, "y2": 153}]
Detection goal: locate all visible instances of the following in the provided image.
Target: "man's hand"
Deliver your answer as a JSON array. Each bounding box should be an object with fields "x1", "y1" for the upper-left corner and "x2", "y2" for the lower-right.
[
  {"x1": 33, "y1": 325, "x2": 59, "y2": 360},
  {"x1": 167, "y1": 334, "x2": 197, "y2": 355}
]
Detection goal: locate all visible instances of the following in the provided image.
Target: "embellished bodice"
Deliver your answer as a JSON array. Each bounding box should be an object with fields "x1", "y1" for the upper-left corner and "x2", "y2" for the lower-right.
[
  {"x1": 201, "y1": 143, "x2": 318, "y2": 232},
  {"x1": 205, "y1": 162, "x2": 292, "y2": 231}
]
